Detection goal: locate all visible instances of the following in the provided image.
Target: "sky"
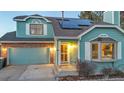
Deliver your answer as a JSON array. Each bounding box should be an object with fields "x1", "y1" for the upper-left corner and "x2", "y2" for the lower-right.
[{"x1": 0, "y1": 11, "x2": 80, "y2": 37}]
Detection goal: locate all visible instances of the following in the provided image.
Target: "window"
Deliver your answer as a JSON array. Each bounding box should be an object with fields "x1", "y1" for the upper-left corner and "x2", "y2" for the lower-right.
[
  {"x1": 91, "y1": 42, "x2": 116, "y2": 61},
  {"x1": 92, "y1": 43, "x2": 98, "y2": 59},
  {"x1": 30, "y1": 24, "x2": 43, "y2": 35},
  {"x1": 101, "y1": 43, "x2": 115, "y2": 60}
]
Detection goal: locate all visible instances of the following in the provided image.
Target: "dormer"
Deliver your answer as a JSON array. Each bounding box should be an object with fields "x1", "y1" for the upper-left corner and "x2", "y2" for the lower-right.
[{"x1": 14, "y1": 14, "x2": 54, "y2": 38}]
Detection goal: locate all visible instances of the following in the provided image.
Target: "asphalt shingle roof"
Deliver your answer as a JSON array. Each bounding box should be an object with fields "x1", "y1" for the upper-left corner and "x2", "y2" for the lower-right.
[
  {"x1": 47, "y1": 17, "x2": 114, "y2": 37},
  {"x1": 13, "y1": 15, "x2": 28, "y2": 20},
  {"x1": 0, "y1": 31, "x2": 54, "y2": 42},
  {"x1": 0, "y1": 14, "x2": 116, "y2": 42}
]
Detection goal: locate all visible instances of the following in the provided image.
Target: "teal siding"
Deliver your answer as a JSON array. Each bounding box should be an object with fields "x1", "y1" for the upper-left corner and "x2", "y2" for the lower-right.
[
  {"x1": 80, "y1": 27, "x2": 124, "y2": 72},
  {"x1": 114, "y1": 11, "x2": 120, "y2": 26},
  {"x1": 16, "y1": 21, "x2": 26, "y2": 37},
  {"x1": 9, "y1": 48, "x2": 49, "y2": 64},
  {"x1": 16, "y1": 18, "x2": 54, "y2": 38}
]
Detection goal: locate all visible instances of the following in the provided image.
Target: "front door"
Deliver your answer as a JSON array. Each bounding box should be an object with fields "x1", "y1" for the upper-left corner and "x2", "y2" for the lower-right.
[{"x1": 60, "y1": 43, "x2": 69, "y2": 64}]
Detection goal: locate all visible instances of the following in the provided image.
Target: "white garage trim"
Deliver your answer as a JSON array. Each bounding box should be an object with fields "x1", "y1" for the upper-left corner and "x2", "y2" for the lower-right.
[{"x1": 7, "y1": 48, "x2": 9, "y2": 65}]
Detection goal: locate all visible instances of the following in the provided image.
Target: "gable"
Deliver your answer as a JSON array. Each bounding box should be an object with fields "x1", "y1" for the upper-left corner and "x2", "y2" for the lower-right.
[
  {"x1": 26, "y1": 18, "x2": 47, "y2": 24},
  {"x1": 78, "y1": 25, "x2": 124, "y2": 38},
  {"x1": 16, "y1": 17, "x2": 54, "y2": 38},
  {"x1": 14, "y1": 15, "x2": 51, "y2": 23},
  {"x1": 80, "y1": 26, "x2": 124, "y2": 42}
]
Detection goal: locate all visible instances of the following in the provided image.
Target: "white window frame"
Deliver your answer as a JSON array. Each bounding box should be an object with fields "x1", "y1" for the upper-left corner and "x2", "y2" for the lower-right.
[
  {"x1": 26, "y1": 19, "x2": 47, "y2": 36},
  {"x1": 91, "y1": 41, "x2": 117, "y2": 62},
  {"x1": 60, "y1": 42, "x2": 70, "y2": 64},
  {"x1": 29, "y1": 24, "x2": 44, "y2": 36}
]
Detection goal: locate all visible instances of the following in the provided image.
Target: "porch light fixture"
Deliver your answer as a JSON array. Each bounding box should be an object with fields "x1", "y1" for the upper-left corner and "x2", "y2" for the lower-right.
[
  {"x1": 1, "y1": 47, "x2": 7, "y2": 57},
  {"x1": 68, "y1": 43, "x2": 77, "y2": 49},
  {"x1": 50, "y1": 47, "x2": 56, "y2": 51},
  {"x1": 2, "y1": 47, "x2": 7, "y2": 52}
]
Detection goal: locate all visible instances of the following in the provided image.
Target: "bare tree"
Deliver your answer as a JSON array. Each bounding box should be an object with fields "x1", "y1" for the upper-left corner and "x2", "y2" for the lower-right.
[{"x1": 79, "y1": 11, "x2": 104, "y2": 22}]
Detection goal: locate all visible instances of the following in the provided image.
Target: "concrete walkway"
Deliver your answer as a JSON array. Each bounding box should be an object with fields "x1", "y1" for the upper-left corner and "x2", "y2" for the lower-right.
[{"x1": 0, "y1": 64, "x2": 55, "y2": 81}]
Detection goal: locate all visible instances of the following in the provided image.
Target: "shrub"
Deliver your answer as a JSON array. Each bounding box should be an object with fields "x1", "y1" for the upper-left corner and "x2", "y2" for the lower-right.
[
  {"x1": 77, "y1": 60, "x2": 96, "y2": 77},
  {"x1": 76, "y1": 59, "x2": 80, "y2": 71},
  {"x1": 111, "y1": 69, "x2": 124, "y2": 77},
  {"x1": 102, "y1": 68, "x2": 112, "y2": 77}
]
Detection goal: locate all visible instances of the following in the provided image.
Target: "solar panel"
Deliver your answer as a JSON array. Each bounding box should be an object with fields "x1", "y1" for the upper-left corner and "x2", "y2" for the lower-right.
[
  {"x1": 58, "y1": 18, "x2": 92, "y2": 29},
  {"x1": 61, "y1": 23, "x2": 80, "y2": 29},
  {"x1": 69, "y1": 19, "x2": 91, "y2": 25}
]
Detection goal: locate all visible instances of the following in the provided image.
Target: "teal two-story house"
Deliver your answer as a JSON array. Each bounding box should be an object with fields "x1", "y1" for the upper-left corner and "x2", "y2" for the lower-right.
[{"x1": 0, "y1": 11, "x2": 124, "y2": 72}]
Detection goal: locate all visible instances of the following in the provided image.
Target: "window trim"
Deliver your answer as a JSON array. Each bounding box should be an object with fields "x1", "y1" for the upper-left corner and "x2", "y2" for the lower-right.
[
  {"x1": 60, "y1": 42, "x2": 70, "y2": 64},
  {"x1": 91, "y1": 41, "x2": 117, "y2": 62},
  {"x1": 29, "y1": 23, "x2": 45, "y2": 36},
  {"x1": 29, "y1": 23, "x2": 44, "y2": 36},
  {"x1": 91, "y1": 42, "x2": 99, "y2": 61}
]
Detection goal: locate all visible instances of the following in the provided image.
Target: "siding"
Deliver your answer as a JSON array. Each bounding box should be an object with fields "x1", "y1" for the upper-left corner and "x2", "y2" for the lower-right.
[{"x1": 114, "y1": 11, "x2": 120, "y2": 26}]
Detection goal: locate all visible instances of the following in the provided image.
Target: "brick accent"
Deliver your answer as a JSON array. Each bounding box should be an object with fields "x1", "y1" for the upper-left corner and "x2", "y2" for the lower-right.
[{"x1": 1, "y1": 43, "x2": 54, "y2": 48}]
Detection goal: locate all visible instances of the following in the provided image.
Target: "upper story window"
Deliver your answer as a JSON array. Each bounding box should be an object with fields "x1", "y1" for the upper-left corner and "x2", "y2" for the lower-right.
[
  {"x1": 26, "y1": 19, "x2": 47, "y2": 36},
  {"x1": 30, "y1": 24, "x2": 43, "y2": 35}
]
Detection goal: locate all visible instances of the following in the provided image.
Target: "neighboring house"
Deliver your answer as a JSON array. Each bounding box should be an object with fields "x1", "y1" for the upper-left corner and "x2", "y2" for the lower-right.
[{"x1": 0, "y1": 11, "x2": 124, "y2": 72}]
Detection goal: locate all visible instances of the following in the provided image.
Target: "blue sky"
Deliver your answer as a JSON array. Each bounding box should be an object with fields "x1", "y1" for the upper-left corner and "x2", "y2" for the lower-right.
[{"x1": 0, "y1": 11, "x2": 80, "y2": 37}]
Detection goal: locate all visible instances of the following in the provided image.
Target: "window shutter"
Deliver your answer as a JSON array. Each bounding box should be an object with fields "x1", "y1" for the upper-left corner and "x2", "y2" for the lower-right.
[
  {"x1": 117, "y1": 42, "x2": 122, "y2": 60},
  {"x1": 44, "y1": 24, "x2": 47, "y2": 35},
  {"x1": 85, "y1": 42, "x2": 91, "y2": 61},
  {"x1": 26, "y1": 24, "x2": 30, "y2": 35}
]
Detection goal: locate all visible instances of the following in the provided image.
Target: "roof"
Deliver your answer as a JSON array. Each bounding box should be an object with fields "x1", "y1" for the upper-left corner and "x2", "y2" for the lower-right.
[
  {"x1": 47, "y1": 17, "x2": 115, "y2": 37},
  {"x1": 13, "y1": 14, "x2": 42, "y2": 20},
  {"x1": 91, "y1": 37, "x2": 117, "y2": 42},
  {"x1": 14, "y1": 14, "x2": 51, "y2": 22},
  {"x1": 0, "y1": 14, "x2": 120, "y2": 42},
  {"x1": 0, "y1": 31, "x2": 54, "y2": 42},
  {"x1": 13, "y1": 15, "x2": 28, "y2": 20}
]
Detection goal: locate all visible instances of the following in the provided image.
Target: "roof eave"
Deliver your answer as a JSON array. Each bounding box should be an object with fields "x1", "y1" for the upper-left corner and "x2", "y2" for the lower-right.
[
  {"x1": 14, "y1": 16, "x2": 51, "y2": 23},
  {"x1": 78, "y1": 24, "x2": 124, "y2": 38},
  {"x1": 0, "y1": 41, "x2": 54, "y2": 43},
  {"x1": 55, "y1": 36, "x2": 78, "y2": 39}
]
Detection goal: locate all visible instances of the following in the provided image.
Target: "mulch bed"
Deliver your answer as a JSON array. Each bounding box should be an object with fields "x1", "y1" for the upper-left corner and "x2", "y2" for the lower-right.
[
  {"x1": 58, "y1": 75, "x2": 104, "y2": 81},
  {"x1": 58, "y1": 74, "x2": 124, "y2": 81}
]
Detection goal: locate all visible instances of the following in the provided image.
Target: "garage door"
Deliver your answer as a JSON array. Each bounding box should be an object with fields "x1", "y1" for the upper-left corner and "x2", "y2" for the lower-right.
[{"x1": 8, "y1": 48, "x2": 49, "y2": 65}]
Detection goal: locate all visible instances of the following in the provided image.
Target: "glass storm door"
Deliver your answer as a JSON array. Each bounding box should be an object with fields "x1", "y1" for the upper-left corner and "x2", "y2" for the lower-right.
[{"x1": 60, "y1": 43, "x2": 69, "y2": 64}]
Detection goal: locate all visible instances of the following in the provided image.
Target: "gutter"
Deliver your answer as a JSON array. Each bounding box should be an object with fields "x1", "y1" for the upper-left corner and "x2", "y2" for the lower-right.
[{"x1": 0, "y1": 41, "x2": 54, "y2": 43}]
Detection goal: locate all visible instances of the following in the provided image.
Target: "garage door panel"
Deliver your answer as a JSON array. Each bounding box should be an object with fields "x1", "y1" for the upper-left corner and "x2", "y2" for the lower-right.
[{"x1": 9, "y1": 48, "x2": 49, "y2": 64}]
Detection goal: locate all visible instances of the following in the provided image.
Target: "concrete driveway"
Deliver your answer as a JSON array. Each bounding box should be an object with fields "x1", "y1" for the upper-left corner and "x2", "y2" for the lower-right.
[{"x1": 0, "y1": 64, "x2": 55, "y2": 81}]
